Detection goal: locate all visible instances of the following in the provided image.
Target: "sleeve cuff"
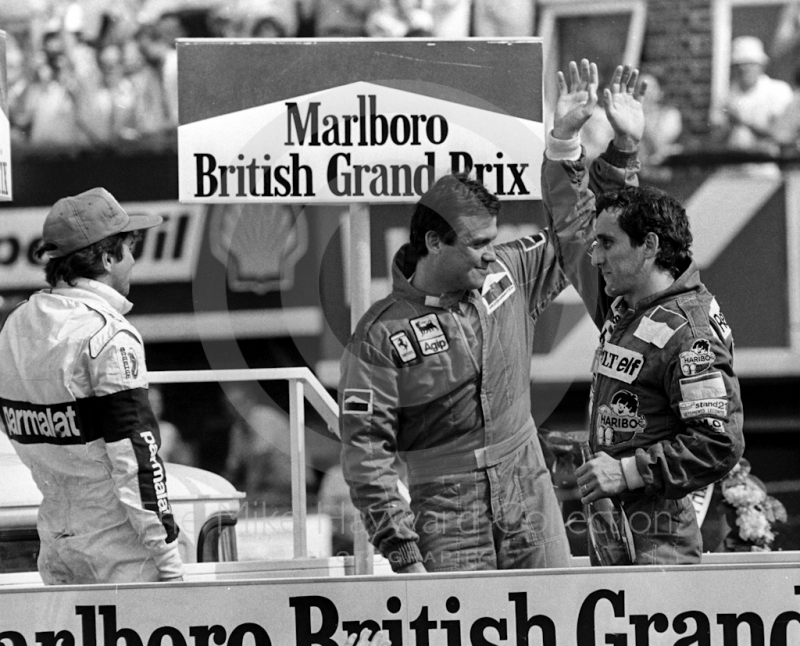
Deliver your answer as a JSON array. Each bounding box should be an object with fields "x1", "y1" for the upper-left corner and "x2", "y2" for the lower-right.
[
  {"x1": 599, "y1": 141, "x2": 639, "y2": 169},
  {"x1": 546, "y1": 130, "x2": 582, "y2": 161},
  {"x1": 621, "y1": 456, "x2": 645, "y2": 490},
  {"x1": 385, "y1": 540, "x2": 423, "y2": 572}
]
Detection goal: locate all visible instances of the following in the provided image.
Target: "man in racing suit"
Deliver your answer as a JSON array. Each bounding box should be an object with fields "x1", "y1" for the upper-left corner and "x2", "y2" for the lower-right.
[
  {"x1": 541, "y1": 60, "x2": 744, "y2": 564},
  {"x1": 0, "y1": 187, "x2": 183, "y2": 584},
  {"x1": 339, "y1": 172, "x2": 572, "y2": 572}
]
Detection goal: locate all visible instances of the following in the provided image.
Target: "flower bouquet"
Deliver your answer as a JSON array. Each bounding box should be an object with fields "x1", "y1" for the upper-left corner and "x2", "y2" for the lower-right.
[{"x1": 719, "y1": 458, "x2": 788, "y2": 551}]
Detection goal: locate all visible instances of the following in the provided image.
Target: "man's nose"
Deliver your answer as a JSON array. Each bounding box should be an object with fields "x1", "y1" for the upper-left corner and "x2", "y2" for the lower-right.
[
  {"x1": 482, "y1": 246, "x2": 496, "y2": 263},
  {"x1": 591, "y1": 244, "x2": 602, "y2": 267}
]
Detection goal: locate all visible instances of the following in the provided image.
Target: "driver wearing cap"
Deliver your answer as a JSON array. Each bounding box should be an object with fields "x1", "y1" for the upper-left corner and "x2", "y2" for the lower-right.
[{"x1": 0, "y1": 187, "x2": 184, "y2": 584}]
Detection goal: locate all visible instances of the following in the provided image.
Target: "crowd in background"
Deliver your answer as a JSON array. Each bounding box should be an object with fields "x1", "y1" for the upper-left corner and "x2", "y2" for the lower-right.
[
  {"x1": 2, "y1": 0, "x2": 537, "y2": 151},
  {"x1": 3, "y1": 1, "x2": 800, "y2": 157}
]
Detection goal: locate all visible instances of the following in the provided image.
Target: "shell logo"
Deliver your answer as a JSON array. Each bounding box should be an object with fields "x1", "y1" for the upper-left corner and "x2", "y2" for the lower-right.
[{"x1": 208, "y1": 203, "x2": 309, "y2": 294}]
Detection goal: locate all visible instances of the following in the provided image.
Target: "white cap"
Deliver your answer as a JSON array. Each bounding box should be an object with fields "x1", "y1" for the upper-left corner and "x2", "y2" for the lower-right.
[{"x1": 731, "y1": 36, "x2": 769, "y2": 65}]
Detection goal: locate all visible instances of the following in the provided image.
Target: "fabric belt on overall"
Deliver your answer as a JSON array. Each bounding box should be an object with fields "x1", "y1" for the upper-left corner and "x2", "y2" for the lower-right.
[{"x1": 405, "y1": 418, "x2": 536, "y2": 481}]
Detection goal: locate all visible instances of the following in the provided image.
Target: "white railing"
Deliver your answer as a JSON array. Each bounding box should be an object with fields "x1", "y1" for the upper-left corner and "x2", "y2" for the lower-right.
[{"x1": 150, "y1": 367, "x2": 339, "y2": 561}]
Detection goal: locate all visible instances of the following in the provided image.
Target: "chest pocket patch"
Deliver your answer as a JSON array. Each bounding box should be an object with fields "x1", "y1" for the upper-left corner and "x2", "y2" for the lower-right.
[
  {"x1": 595, "y1": 342, "x2": 644, "y2": 384},
  {"x1": 390, "y1": 331, "x2": 418, "y2": 364},
  {"x1": 410, "y1": 314, "x2": 449, "y2": 356}
]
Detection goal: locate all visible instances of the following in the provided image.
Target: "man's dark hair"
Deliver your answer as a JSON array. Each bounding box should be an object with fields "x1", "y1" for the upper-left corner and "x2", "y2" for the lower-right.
[
  {"x1": 596, "y1": 185, "x2": 692, "y2": 277},
  {"x1": 409, "y1": 173, "x2": 500, "y2": 257},
  {"x1": 39, "y1": 232, "x2": 139, "y2": 287}
]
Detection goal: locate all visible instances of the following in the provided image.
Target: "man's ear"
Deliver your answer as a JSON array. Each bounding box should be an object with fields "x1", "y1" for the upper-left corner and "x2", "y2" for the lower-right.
[
  {"x1": 425, "y1": 230, "x2": 442, "y2": 254},
  {"x1": 101, "y1": 251, "x2": 114, "y2": 271},
  {"x1": 643, "y1": 232, "x2": 660, "y2": 259}
]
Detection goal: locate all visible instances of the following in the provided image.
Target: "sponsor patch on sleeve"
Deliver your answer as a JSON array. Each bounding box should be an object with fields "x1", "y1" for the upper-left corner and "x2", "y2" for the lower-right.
[
  {"x1": 699, "y1": 418, "x2": 725, "y2": 432},
  {"x1": 116, "y1": 346, "x2": 141, "y2": 381},
  {"x1": 679, "y1": 371, "x2": 726, "y2": 401},
  {"x1": 595, "y1": 343, "x2": 645, "y2": 384},
  {"x1": 709, "y1": 297, "x2": 733, "y2": 342},
  {"x1": 390, "y1": 331, "x2": 418, "y2": 364},
  {"x1": 410, "y1": 314, "x2": 449, "y2": 356},
  {"x1": 481, "y1": 259, "x2": 515, "y2": 313},
  {"x1": 679, "y1": 338, "x2": 716, "y2": 376},
  {"x1": 679, "y1": 398, "x2": 728, "y2": 420},
  {"x1": 342, "y1": 389, "x2": 373, "y2": 415}
]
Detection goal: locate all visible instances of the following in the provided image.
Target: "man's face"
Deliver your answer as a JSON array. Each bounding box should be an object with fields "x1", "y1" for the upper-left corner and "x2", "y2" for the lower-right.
[
  {"x1": 732, "y1": 62, "x2": 762, "y2": 91},
  {"x1": 435, "y1": 212, "x2": 498, "y2": 292},
  {"x1": 591, "y1": 208, "x2": 649, "y2": 302},
  {"x1": 107, "y1": 236, "x2": 137, "y2": 296}
]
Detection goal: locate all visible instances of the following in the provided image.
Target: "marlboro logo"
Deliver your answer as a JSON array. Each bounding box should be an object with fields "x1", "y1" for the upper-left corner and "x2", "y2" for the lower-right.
[{"x1": 179, "y1": 82, "x2": 543, "y2": 203}]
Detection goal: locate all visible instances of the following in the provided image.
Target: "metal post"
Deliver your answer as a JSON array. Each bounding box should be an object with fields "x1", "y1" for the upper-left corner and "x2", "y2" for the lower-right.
[
  {"x1": 349, "y1": 202, "x2": 374, "y2": 575},
  {"x1": 289, "y1": 378, "x2": 307, "y2": 558}
]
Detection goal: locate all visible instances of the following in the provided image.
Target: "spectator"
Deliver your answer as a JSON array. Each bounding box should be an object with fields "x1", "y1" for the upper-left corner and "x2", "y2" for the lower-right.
[
  {"x1": 720, "y1": 35, "x2": 792, "y2": 155},
  {"x1": 223, "y1": 382, "x2": 315, "y2": 509},
  {"x1": 13, "y1": 24, "x2": 100, "y2": 147},
  {"x1": 639, "y1": 73, "x2": 682, "y2": 166},
  {"x1": 314, "y1": 0, "x2": 373, "y2": 37},
  {"x1": 772, "y1": 65, "x2": 800, "y2": 154},
  {"x1": 236, "y1": 0, "x2": 300, "y2": 37},
  {"x1": 84, "y1": 42, "x2": 139, "y2": 145},
  {"x1": 317, "y1": 464, "x2": 360, "y2": 556},
  {"x1": 129, "y1": 17, "x2": 179, "y2": 142},
  {"x1": 473, "y1": 0, "x2": 533, "y2": 37}
]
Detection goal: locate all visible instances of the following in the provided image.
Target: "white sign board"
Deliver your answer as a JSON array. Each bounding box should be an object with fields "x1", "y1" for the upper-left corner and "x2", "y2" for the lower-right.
[{"x1": 178, "y1": 39, "x2": 544, "y2": 204}]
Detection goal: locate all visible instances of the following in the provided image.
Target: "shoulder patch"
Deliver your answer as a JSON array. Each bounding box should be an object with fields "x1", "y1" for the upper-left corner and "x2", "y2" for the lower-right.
[
  {"x1": 342, "y1": 389, "x2": 373, "y2": 415},
  {"x1": 390, "y1": 331, "x2": 417, "y2": 364},
  {"x1": 679, "y1": 398, "x2": 728, "y2": 420},
  {"x1": 679, "y1": 371, "x2": 726, "y2": 401},
  {"x1": 709, "y1": 297, "x2": 733, "y2": 342},
  {"x1": 481, "y1": 259, "x2": 515, "y2": 313},
  {"x1": 517, "y1": 232, "x2": 546, "y2": 252},
  {"x1": 679, "y1": 338, "x2": 716, "y2": 376},
  {"x1": 409, "y1": 314, "x2": 449, "y2": 356},
  {"x1": 633, "y1": 306, "x2": 687, "y2": 348},
  {"x1": 116, "y1": 345, "x2": 141, "y2": 381}
]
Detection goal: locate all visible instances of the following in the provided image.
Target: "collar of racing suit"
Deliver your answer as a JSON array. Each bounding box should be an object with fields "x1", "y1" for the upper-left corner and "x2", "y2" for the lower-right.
[
  {"x1": 51, "y1": 278, "x2": 134, "y2": 315},
  {"x1": 391, "y1": 243, "x2": 473, "y2": 310},
  {"x1": 626, "y1": 259, "x2": 702, "y2": 313}
]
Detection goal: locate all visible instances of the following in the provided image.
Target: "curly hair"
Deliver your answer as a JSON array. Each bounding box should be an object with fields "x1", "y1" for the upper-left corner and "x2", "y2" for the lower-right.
[
  {"x1": 596, "y1": 185, "x2": 692, "y2": 277},
  {"x1": 39, "y1": 232, "x2": 139, "y2": 288},
  {"x1": 409, "y1": 173, "x2": 500, "y2": 257}
]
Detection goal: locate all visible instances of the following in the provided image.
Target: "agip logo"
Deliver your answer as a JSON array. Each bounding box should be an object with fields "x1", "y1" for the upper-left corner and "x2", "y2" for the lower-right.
[
  {"x1": 596, "y1": 390, "x2": 647, "y2": 446},
  {"x1": 409, "y1": 314, "x2": 449, "y2": 356}
]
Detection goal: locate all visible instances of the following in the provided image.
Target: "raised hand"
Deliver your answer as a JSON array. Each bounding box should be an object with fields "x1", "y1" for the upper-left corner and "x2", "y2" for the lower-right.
[
  {"x1": 345, "y1": 628, "x2": 391, "y2": 646},
  {"x1": 553, "y1": 59, "x2": 599, "y2": 141},
  {"x1": 603, "y1": 65, "x2": 647, "y2": 151}
]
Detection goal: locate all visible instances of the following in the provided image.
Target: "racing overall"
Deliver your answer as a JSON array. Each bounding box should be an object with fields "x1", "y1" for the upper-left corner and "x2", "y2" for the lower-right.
[
  {"x1": 0, "y1": 279, "x2": 183, "y2": 583},
  {"x1": 340, "y1": 234, "x2": 572, "y2": 572},
  {"x1": 541, "y1": 138, "x2": 745, "y2": 563}
]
